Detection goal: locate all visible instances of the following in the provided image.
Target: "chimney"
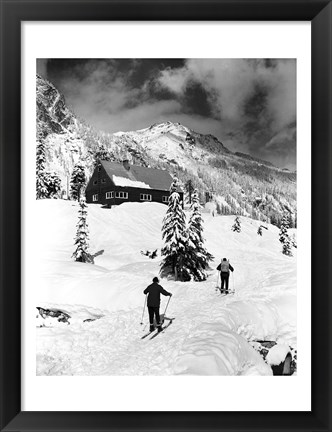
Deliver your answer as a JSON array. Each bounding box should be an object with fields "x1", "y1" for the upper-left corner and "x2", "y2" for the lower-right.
[{"x1": 123, "y1": 159, "x2": 130, "y2": 170}]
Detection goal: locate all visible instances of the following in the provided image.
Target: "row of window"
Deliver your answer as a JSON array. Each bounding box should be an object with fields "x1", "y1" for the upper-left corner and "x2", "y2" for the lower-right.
[{"x1": 92, "y1": 192, "x2": 169, "y2": 202}]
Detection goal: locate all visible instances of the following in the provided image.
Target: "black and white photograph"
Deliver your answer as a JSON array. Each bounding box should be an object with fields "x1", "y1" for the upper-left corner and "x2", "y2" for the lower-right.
[{"x1": 35, "y1": 58, "x2": 297, "y2": 377}]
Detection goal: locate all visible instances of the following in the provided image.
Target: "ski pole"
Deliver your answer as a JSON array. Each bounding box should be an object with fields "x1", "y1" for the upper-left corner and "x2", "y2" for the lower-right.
[
  {"x1": 216, "y1": 271, "x2": 220, "y2": 290},
  {"x1": 163, "y1": 295, "x2": 172, "y2": 316},
  {"x1": 140, "y1": 294, "x2": 147, "y2": 325}
]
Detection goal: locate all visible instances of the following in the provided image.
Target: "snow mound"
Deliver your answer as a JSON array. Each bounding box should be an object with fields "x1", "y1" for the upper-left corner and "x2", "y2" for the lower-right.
[{"x1": 266, "y1": 344, "x2": 291, "y2": 366}]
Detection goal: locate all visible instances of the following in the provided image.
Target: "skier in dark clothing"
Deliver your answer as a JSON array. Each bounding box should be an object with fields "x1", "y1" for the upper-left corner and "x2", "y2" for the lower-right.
[
  {"x1": 143, "y1": 277, "x2": 172, "y2": 332},
  {"x1": 216, "y1": 258, "x2": 234, "y2": 293}
]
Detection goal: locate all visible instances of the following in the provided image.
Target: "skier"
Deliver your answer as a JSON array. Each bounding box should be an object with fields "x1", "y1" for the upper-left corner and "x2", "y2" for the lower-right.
[
  {"x1": 143, "y1": 277, "x2": 172, "y2": 332},
  {"x1": 216, "y1": 258, "x2": 234, "y2": 293}
]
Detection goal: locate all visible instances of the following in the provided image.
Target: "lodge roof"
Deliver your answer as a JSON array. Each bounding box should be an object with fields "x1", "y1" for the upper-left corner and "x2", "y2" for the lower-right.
[{"x1": 100, "y1": 160, "x2": 176, "y2": 191}]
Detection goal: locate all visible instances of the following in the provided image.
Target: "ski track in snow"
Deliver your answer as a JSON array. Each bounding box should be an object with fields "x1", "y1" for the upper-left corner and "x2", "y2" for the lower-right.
[{"x1": 35, "y1": 200, "x2": 296, "y2": 376}]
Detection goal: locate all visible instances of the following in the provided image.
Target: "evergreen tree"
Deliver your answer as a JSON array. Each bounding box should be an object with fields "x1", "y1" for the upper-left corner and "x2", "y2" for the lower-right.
[
  {"x1": 279, "y1": 213, "x2": 293, "y2": 256},
  {"x1": 72, "y1": 192, "x2": 93, "y2": 263},
  {"x1": 45, "y1": 172, "x2": 61, "y2": 199},
  {"x1": 70, "y1": 162, "x2": 86, "y2": 201},
  {"x1": 36, "y1": 141, "x2": 46, "y2": 172},
  {"x1": 36, "y1": 142, "x2": 61, "y2": 199},
  {"x1": 186, "y1": 189, "x2": 213, "y2": 281},
  {"x1": 185, "y1": 179, "x2": 194, "y2": 204},
  {"x1": 93, "y1": 144, "x2": 113, "y2": 166},
  {"x1": 160, "y1": 177, "x2": 188, "y2": 280},
  {"x1": 232, "y1": 216, "x2": 241, "y2": 233},
  {"x1": 36, "y1": 142, "x2": 48, "y2": 199}
]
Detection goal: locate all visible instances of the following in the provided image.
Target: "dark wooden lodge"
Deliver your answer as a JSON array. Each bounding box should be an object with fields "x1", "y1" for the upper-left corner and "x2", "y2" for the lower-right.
[{"x1": 86, "y1": 160, "x2": 183, "y2": 206}]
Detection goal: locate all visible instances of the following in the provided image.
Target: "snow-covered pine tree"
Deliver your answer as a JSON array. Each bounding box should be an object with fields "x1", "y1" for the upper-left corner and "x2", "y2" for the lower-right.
[
  {"x1": 93, "y1": 144, "x2": 113, "y2": 166},
  {"x1": 185, "y1": 179, "x2": 194, "y2": 204},
  {"x1": 45, "y1": 172, "x2": 61, "y2": 199},
  {"x1": 70, "y1": 162, "x2": 87, "y2": 201},
  {"x1": 160, "y1": 177, "x2": 188, "y2": 281},
  {"x1": 36, "y1": 141, "x2": 46, "y2": 172},
  {"x1": 279, "y1": 213, "x2": 293, "y2": 256},
  {"x1": 282, "y1": 234, "x2": 293, "y2": 256},
  {"x1": 232, "y1": 216, "x2": 241, "y2": 232},
  {"x1": 72, "y1": 192, "x2": 93, "y2": 263},
  {"x1": 36, "y1": 141, "x2": 48, "y2": 199},
  {"x1": 186, "y1": 189, "x2": 213, "y2": 281},
  {"x1": 36, "y1": 142, "x2": 61, "y2": 199}
]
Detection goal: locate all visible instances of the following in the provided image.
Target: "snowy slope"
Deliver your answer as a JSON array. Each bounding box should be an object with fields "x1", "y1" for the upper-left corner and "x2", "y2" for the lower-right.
[{"x1": 36, "y1": 200, "x2": 296, "y2": 376}]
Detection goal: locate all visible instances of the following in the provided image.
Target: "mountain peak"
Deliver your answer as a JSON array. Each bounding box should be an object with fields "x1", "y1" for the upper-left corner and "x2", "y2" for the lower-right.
[{"x1": 147, "y1": 120, "x2": 188, "y2": 132}]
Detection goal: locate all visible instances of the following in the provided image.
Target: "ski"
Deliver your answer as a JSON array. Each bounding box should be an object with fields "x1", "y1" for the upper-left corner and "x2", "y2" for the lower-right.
[
  {"x1": 141, "y1": 329, "x2": 157, "y2": 339},
  {"x1": 219, "y1": 289, "x2": 235, "y2": 295},
  {"x1": 149, "y1": 320, "x2": 173, "y2": 340}
]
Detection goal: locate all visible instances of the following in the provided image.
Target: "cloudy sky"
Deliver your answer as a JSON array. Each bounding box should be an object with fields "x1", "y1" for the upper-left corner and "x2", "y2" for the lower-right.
[{"x1": 37, "y1": 58, "x2": 296, "y2": 169}]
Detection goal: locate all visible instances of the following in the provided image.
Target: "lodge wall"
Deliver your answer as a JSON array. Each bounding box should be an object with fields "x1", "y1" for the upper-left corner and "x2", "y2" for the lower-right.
[{"x1": 86, "y1": 185, "x2": 176, "y2": 206}]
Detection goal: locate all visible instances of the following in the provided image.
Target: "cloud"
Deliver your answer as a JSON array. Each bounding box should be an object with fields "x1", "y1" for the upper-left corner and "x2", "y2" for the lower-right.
[
  {"x1": 86, "y1": 99, "x2": 182, "y2": 133},
  {"x1": 264, "y1": 125, "x2": 296, "y2": 150},
  {"x1": 157, "y1": 67, "x2": 189, "y2": 94},
  {"x1": 54, "y1": 60, "x2": 150, "y2": 128},
  {"x1": 255, "y1": 60, "x2": 296, "y2": 132},
  {"x1": 155, "y1": 58, "x2": 296, "y2": 167},
  {"x1": 258, "y1": 124, "x2": 296, "y2": 169},
  {"x1": 37, "y1": 59, "x2": 48, "y2": 78},
  {"x1": 157, "y1": 59, "x2": 296, "y2": 130}
]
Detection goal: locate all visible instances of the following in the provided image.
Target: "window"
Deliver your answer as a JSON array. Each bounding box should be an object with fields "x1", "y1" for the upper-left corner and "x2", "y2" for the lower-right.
[
  {"x1": 115, "y1": 191, "x2": 128, "y2": 199},
  {"x1": 101, "y1": 178, "x2": 106, "y2": 184},
  {"x1": 98, "y1": 166, "x2": 101, "y2": 172},
  {"x1": 92, "y1": 194, "x2": 98, "y2": 202},
  {"x1": 106, "y1": 191, "x2": 114, "y2": 199},
  {"x1": 93, "y1": 180, "x2": 98, "y2": 185},
  {"x1": 140, "y1": 194, "x2": 152, "y2": 201},
  {"x1": 162, "y1": 196, "x2": 169, "y2": 203}
]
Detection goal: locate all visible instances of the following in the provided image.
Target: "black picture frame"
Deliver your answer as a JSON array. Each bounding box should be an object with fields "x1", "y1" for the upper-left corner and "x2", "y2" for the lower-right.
[{"x1": 0, "y1": 1, "x2": 331, "y2": 431}]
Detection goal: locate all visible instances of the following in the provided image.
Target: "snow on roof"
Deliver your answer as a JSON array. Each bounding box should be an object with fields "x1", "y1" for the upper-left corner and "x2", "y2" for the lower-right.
[
  {"x1": 100, "y1": 160, "x2": 175, "y2": 191},
  {"x1": 112, "y1": 175, "x2": 151, "y2": 189}
]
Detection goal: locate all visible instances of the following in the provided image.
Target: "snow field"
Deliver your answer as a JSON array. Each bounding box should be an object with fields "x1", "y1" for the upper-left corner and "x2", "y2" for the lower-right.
[{"x1": 35, "y1": 200, "x2": 296, "y2": 375}]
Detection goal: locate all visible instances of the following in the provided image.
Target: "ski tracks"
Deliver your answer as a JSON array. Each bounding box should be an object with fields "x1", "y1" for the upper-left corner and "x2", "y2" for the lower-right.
[{"x1": 37, "y1": 269, "x2": 296, "y2": 375}]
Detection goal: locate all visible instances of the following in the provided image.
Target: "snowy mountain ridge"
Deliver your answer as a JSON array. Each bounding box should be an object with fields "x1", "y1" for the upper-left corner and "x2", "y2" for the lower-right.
[
  {"x1": 116, "y1": 120, "x2": 232, "y2": 171},
  {"x1": 36, "y1": 75, "x2": 296, "y2": 226},
  {"x1": 124, "y1": 120, "x2": 231, "y2": 155}
]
